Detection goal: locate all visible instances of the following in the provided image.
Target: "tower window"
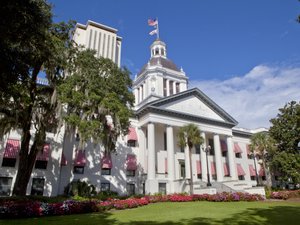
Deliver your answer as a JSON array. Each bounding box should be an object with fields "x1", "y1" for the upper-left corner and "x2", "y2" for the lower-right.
[
  {"x1": 155, "y1": 48, "x2": 159, "y2": 55},
  {"x1": 176, "y1": 83, "x2": 180, "y2": 94},
  {"x1": 169, "y1": 81, "x2": 174, "y2": 95},
  {"x1": 163, "y1": 79, "x2": 167, "y2": 97},
  {"x1": 161, "y1": 48, "x2": 165, "y2": 56}
]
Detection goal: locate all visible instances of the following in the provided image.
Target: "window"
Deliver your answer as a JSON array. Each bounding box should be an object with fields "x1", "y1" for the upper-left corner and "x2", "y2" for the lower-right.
[
  {"x1": 161, "y1": 48, "x2": 165, "y2": 56},
  {"x1": 180, "y1": 146, "x2": 185, "y2": 153},
  {"x1": 101, "y1": 182, "x2": 110, "y2": 192},
  {"x1": 73, "y1": 166, "x2": 84, "y2": 174},
  {"x1": 248, "y1": 154, "x2": 253, "y2": 159},
  {"x1": 195, "y1": 144, "x2": 200, "y2": 154},
  {"x1": 164, "y1": 132, "x2": 167, "y2": 150},
  {"x1": 126, "y1": 170, "x2": 135, "y2": 177},
  {"x1": 101, "y1": 168, "x2": 111, "y2": 175},
  {"x1": 158, "y1": 183, "x2": 166, "y2": 195},
  {"x1": 127, "y1": 183, "x2": 135, "y2": 196},
  {"x1": 180, "y1": 162, "x2": 185, "y2": 178},
  {"x1": 222, "y1": 151, "x2": 227, "y2": 157},
  {"x1": 169, "y1": 80, "x2": 174, "y2": 95},
  {"x1": 163, "y1": 79, "x2": 167, "y2": 96},
  {"x1": 261, "y1": 176, "x2": 266, "y2": 181},
  {"x1": 35, "y1": 160, "x2": 48, "y2": 169},
  {"x1": 212, "y1": 175, "x2": 217, "y2": 180},
  {"x1": 127, "y1": 140, "x2": 136, "y2": 147},
  {"x1": 250, "y1": 176, "x2": 256, "y2": 181},
  {"x1": 155, "y1": 48, "x2": 159, "y2": 55},
  {"x1": 197, "y1": 174, "x2": 202, "y2": 179},
  {"x1": 235, "y1": 153, "x2": 242, "y2": 158},
  {"x1": 0, "y1": 177, "x2": 12, "y2": 196},
  {"x1": 175, "y1": 83, "x2": 180, "y2": 94},
  {"x1": 2, "y1": 158, "x2": 16, "y2": 167},
  {"x1": 31, "y1": 178, "x2": 45, "y2": 196},
  {"x1": 238, "y1": 175, "x2": 245, "y2": 181},
  {"x1": 208, "y1": 139, "x2": 215, "y2": 155}
]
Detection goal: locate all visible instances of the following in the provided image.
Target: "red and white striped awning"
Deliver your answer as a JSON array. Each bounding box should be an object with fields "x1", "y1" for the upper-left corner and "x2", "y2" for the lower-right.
[
  {"x1": 165, "y1": 158, "x2": 168, "y2": 174},
  {"x1": 234, "y1": 143, "x2": 243, "y2": 153},
  {"x1": 196, "y1": 160, "x2": 201, "y2": 174},
  {"x1": 101, "y1": 154, "x2": 112, "y2": 169},
  {"x1": 126, "y1": 154, "x2": 137, "y2": 170},
  {"x1": 128, "y1": 127, "x2": 138, "y2": 141},
  {"x1": 236, "y1": 163, "x2": 246, "y2": 176},
  {"x1": 259, "y1": 167, "x2": 266, "y2": 176},
  {"x1": 249, "y1": 165, "x2": 256, "y2": 176},
  {"x1": 36, "y1": 144, "x2": 50, "y2": 161},
  {"x1": 220, "y1": 140, "x2": 228, "y2": 152},
  {"x1": 223, "y1": 163, "x2": 230, "y2": 176},
  {"x1": 211, "y1": 162, "x2": 216, "y2": 175},
  {"x1": 3, "y1": 139, "x2": 20, "y2": 158},
  {"x1": 74, "y1": 150, "x2": 86, "y2": 166}
]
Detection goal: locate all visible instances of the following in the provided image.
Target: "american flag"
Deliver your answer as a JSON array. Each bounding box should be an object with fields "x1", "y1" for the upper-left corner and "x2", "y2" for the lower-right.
[{"x1": 148, "y1": 18, "x2": 157, "y2": 26}]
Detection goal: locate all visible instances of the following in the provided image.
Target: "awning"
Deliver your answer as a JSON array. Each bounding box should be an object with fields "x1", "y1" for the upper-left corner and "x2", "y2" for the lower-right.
[
  {"x1": 246, "y1": 144, "x2": 251, "y2": 155},
  {"x1": 74, "y1": 150, "x2": 86, "y2": 166},
  {"x1": 36, "y1": 144, "x2": 50, "y2": 161},
  {"x1": 165, "y1": 158, "x2": 168, "y2": 173},
  {"x1": 237, "y1": 163, "x2": 246, "y2": 176},
  {"x1": 249, "y1": 165, "x2": 256, "y2": 176},
  {"x1": 126, "y1": 154, "x2": 137, "y2": 170},
  {"x1": 234, "y1": 143, "x2": 243, "y2": 153},
  {"x1": 196, "y1": 160, "x2": 201, "y2": 174},
  {"x1": 128, "y1": 127, "x2": 138, "y2": 141},
  {"x1": 101, "y1": 154, "x2": 112, "y2": 169},
  {"x1": 61, "y1": 153, "x2": 67, "y2": 166},
  {"x1": 259, "y1": 167, "x2": 265, "y2": 176},
  {"x1": 3, "y1": 139, "x2": 20, "y2": 158},
  {"x1": 223, "y1": 163, "x2": 230, "y2": 176},
  {"x1": 220, "y1": 140, "x2": 228, "y2": 152},
  {"x1": 211, "y1": 162, "x2": 216, "y2": 175}
]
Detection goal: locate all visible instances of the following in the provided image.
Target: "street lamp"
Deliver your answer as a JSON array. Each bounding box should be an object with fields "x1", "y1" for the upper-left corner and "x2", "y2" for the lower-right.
[{"x1": 203, "y1": 145, "x2": 212, "y2": 187}]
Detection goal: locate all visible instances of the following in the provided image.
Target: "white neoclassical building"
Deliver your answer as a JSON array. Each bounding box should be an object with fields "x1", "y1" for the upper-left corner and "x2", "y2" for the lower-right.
[{"x1": 0, "y1": 21, "x2": 268, "y2": 197}]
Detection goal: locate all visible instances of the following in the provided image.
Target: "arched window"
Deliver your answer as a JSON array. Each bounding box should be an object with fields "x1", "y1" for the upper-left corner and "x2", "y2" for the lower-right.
[
  {"x1": 161, "y1": 48, "x2": 165, "y2": 56},
  {"x1": 155, "y1": 48, "x2": 159, "y2": 55}
]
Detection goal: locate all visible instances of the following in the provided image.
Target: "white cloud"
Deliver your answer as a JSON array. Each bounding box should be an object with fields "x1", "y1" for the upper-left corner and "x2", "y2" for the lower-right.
[{"x1": 190, "y1": 65, "x2": 300, "y2": 129}]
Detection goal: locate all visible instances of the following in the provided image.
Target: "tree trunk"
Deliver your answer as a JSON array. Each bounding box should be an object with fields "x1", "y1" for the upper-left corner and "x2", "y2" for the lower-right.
[
  {"x1": 262, "y1": 159, "x2": 272, "y2": 191},
  {"x1": 189, "y1": 148, "x2": 194, "y2": 195},
  {"x1": 13, "y1": 128, "x2": 33, "y2": 196}
]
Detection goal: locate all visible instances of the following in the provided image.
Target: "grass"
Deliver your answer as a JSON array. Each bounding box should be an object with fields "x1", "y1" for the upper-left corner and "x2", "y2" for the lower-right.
[{"x1": 1, "y1": 201, "x2": 299, "y2": 225}]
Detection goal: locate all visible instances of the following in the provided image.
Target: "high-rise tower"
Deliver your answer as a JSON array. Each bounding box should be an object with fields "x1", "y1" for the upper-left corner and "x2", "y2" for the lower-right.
[{"x1": 73, "y1": 20, "x2": 122, "y2": 67}]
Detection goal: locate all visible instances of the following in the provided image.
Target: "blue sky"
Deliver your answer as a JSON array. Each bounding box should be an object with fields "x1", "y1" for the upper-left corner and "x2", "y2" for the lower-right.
[{"x1": 49, "y1": 0, "x2": 300, "y2": 129}]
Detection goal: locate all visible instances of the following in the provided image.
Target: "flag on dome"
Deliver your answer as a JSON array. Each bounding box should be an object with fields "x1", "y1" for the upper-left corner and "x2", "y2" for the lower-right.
[
  {"x1": 148, "y1": 18, "x2": 157, "y2": 26},
  {"x1": 149, "y1": 29, "x2": 158, "y2": 36}
]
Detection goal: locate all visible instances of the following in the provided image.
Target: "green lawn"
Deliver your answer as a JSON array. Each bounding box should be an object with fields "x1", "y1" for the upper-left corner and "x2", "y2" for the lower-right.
[{"x1": 1, "y1": 201, "x2": 299, "y2": 225}]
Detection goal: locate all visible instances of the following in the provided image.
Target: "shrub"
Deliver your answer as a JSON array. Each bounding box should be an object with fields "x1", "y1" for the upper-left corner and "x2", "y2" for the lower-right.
[{"x1": 64, "y1": 180, "x2": 96, "y2": 197}]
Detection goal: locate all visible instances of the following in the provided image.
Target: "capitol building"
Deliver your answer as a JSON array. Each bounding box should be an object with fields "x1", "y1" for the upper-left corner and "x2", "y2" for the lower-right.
[{"x1": 0, "y1": 21, "x2": 268, "y2": 196}]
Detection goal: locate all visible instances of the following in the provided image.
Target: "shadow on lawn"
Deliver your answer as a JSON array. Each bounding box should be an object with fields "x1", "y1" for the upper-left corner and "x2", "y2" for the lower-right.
[
  {"x1": 1, "y1": 205, "x2": 299, "y2": 225},
  {"x1": 94, "y1": 205, "x2": 300, "y2": 225}
]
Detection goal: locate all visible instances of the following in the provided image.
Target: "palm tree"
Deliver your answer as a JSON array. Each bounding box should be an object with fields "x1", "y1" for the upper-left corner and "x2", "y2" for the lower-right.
[
  {"x1": 177, "y1": 124, "x2": 204, "y2": 195},
  {"x1": 250, "y1": 132, "x2": 274, "y2": 190}
]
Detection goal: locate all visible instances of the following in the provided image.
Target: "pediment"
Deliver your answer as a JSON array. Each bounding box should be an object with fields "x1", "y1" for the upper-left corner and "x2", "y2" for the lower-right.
[
  {"x1": 138, "y1": 88, "x2": 238, "y2": 126},
  {"x1": 157, "y1": 95, "x2": 225, "y2": 122}
]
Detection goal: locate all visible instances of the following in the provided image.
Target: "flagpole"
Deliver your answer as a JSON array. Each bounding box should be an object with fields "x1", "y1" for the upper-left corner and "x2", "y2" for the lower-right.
[{"x1": 156, "y1": 17, "x2": 159, "y2": 39}]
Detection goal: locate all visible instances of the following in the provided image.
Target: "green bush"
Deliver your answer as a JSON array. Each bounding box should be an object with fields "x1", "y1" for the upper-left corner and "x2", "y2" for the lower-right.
[
  {"x1": 94, "y1": 190, "x2": 119, "y2": 200},
  {"x1": 64, "y1": 180, "x2": 96, "y2": 197}
]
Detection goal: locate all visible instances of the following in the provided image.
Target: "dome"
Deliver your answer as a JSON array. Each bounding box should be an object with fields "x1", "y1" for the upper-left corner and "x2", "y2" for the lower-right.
[{"x1": 137, "y1": 57, "x2": 180, "y2": 76}]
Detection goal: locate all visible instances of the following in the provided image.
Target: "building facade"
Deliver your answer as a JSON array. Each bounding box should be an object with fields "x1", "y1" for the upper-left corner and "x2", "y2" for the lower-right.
[{"x1": 0, "y1": 21, "x2": 268, "y2": 197}]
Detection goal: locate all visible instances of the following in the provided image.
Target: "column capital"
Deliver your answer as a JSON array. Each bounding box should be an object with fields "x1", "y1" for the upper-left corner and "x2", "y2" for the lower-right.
[
  {"x1": 213, "y1": 132, "x2": 220, "y2": 136},
  {"x1": 166, "y1": 124, "x2": 173, "y2": 128}
]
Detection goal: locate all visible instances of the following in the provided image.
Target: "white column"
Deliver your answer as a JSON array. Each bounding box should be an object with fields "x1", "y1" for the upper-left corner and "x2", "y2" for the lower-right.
[
  {"x1": 147, "y1": 122, "x2": 155, "y2": 180},
  {"x1": 143, "y1": 82, "x2": 147, "y2": 100},
  {"x1": 200, "y1": 132, "x2": 207, "y2": 182},
  {"x1": 184, "y1": 144, "x2": 191, "y2": 179},
  {"x1": 166, "y1": 79, "x2": 170, "y2": 96},
  {"x1": 213, "y1": 133, "x2": 223, "y2": 182},
  {"x1": 166, "y1": 125, "x2": 175, "y2": 193},
  {"x1": 134, "y1": 88, "x2": 139, "y2": 105},
  {"x1": 227, "y1": 136, "x2": 237, "y2": 180},
  {"x1": 173, "y1": 81, "x2": 176, "y2": 94}
]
